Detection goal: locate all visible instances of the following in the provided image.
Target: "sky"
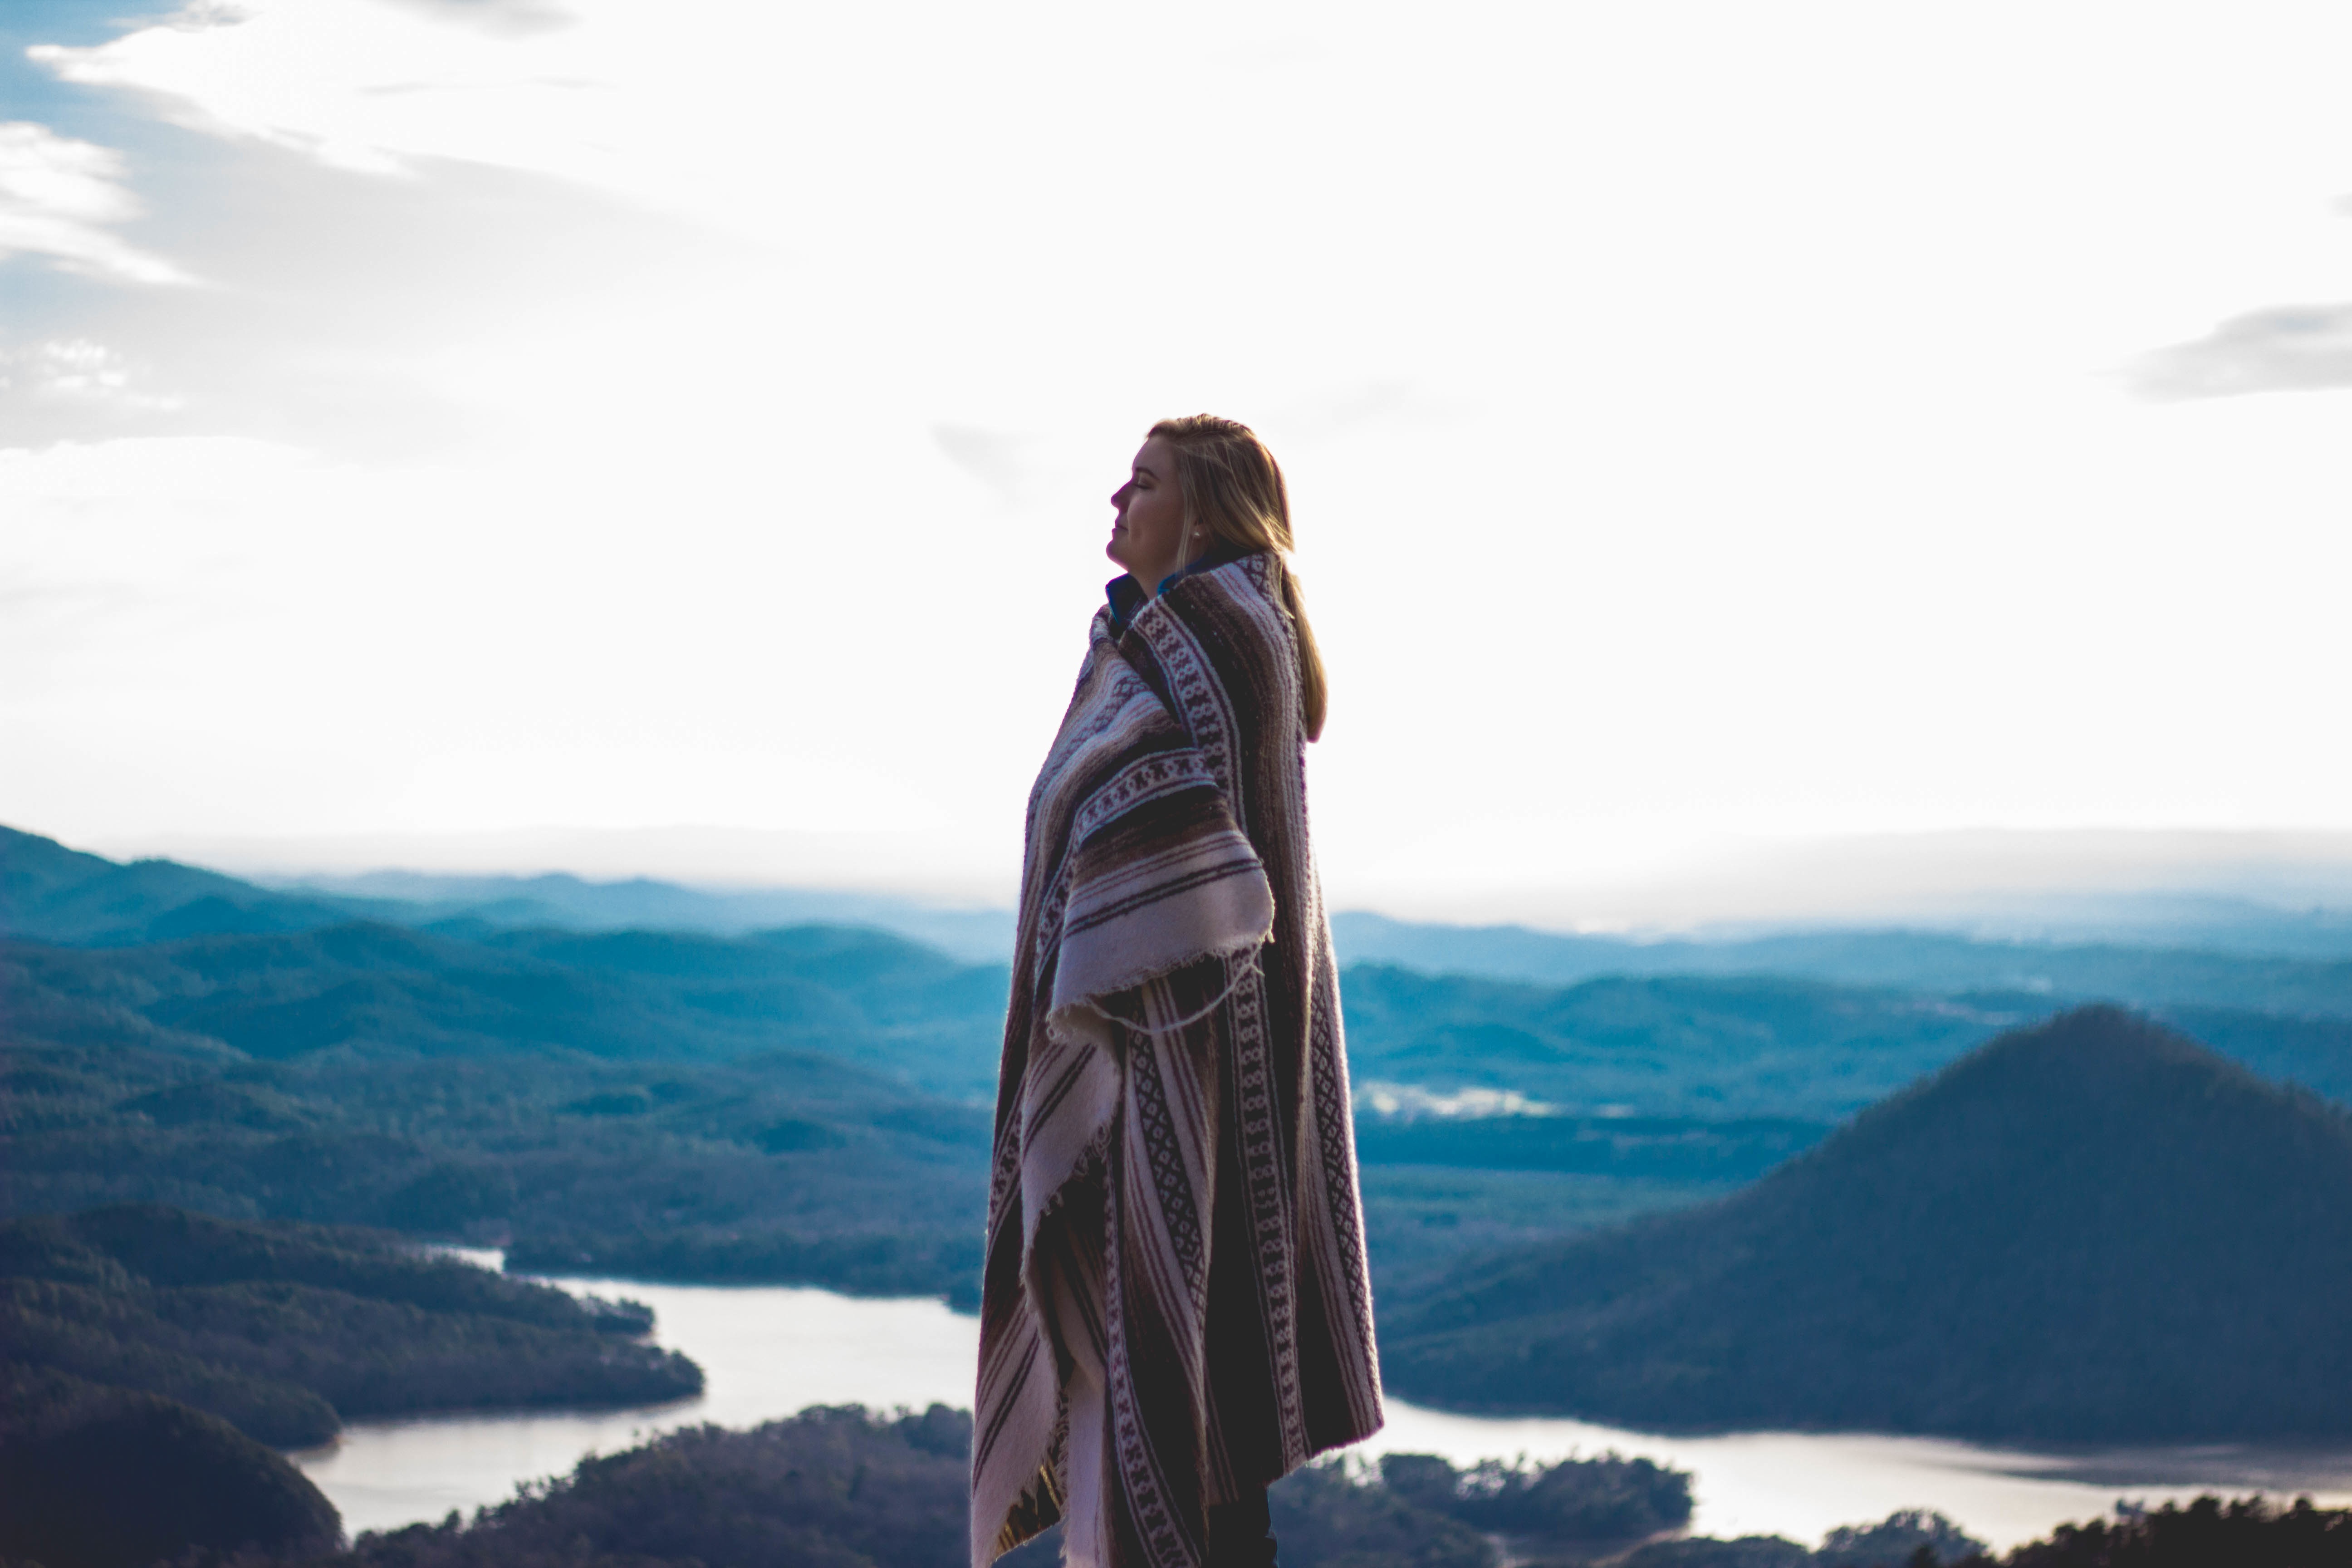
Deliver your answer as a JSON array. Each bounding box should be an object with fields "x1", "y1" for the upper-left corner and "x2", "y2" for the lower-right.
[{"x1": 5, "y1": 0, "x2": 2351, "y2": 924}]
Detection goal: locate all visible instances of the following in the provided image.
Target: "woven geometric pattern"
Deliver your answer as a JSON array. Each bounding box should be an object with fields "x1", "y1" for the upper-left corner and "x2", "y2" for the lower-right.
[{"x1": 974, "y1": 553, "x2": 1384, "y2": 1568}]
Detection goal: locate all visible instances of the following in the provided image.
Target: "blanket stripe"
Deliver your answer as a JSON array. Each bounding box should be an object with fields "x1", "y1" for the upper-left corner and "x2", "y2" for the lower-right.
[{"x1": 975, "y1": 554, "x2": 1383, "y2": 1568}]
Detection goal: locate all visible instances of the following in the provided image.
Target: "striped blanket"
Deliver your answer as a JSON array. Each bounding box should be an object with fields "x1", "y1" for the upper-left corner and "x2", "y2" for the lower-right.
[{"x1": 973, "y1": 553, "x2": 1384, "y2": 1568}]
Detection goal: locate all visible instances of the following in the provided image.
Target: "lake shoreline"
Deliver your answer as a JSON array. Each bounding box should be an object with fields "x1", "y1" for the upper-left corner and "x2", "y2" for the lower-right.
[{"x1": 305, "y1": 1268, "x2": 2352, "y2": 1551}]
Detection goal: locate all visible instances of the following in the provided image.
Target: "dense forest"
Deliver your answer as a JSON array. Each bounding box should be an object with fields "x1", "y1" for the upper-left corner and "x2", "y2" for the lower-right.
[
  {"x1": 1633, "y1": 1496, "x2": 2352, "y2": 1568},
  {"x1": 1337, "y1": 962, "x2": 2352, "y2": 1117},
  {"x1": 1378, "y1": 1007, "x2": 2352, "y2": 1441},
  {"x1": 0, "y1": 1205, "x2": 697, "y2": 1447},
  {"x1": 32, "y1": 1401, "x2": 2344, "y2": 1568},
  {"x1": 2, "y1": 910, "x2": 1010, "y2": 1097},
  {"x1": 0, "y1": 1361, "x2": 342, "y2": 1568},
  {"x1": 43, "y1": 1406, "x2": 1700, "y2": 1568},
  {"x1": 0, "y1": 993, "x2": 994, "y2": 1301}
]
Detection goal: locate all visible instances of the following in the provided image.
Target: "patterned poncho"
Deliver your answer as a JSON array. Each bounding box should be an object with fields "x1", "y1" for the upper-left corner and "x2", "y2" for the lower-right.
[{"x1": 972, "y1": 551, "x2": 1384, "y2": 1568}]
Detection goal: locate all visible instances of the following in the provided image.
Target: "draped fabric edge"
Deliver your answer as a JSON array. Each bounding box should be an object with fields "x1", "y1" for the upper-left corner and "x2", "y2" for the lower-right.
[
  {"x1": 1044, "y1": 821, "x2": 1276, "y2": 1048},
  {"x1": 976, "y1": 771, "x2": 1277, "y2": 1568}
]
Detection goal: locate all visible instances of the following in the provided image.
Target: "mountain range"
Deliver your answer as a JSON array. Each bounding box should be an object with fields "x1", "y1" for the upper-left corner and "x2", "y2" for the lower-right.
[
  {"x1": 10, "y1": 823, "x2": 2352, "y2": 1297},
  {"x1": 17, "y1": 825, "x2": 2352, "y2": 1013},
  {"x1": 1330, "y1": 911, "x2": 2352, "y2": 1016},
  {"x1": 0, "y1": 828, "x2": 1014, "y2": 961}
]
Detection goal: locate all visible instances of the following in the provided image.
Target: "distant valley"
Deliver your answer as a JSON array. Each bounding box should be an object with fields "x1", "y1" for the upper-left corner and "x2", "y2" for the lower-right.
[{"x1": 7, "y1": 823, "x2": 2352, "y2": 1444}]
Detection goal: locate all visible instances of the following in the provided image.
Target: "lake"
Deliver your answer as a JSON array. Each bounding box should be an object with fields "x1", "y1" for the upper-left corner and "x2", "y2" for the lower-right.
[{"x1": 299, "y1": 1255, "x2": 2352, "y2": 1553}]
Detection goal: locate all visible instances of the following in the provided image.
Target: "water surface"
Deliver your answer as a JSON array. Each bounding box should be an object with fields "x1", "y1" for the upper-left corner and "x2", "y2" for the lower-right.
[{"x1": 299, "y1": 1261, "x2": 2352, "y2": 1551}]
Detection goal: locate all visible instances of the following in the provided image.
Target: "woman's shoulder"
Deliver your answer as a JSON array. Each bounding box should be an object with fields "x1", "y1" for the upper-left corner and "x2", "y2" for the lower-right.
[
  {"x1": 1181, "y1": 549, "x2": 1282, "y2": 618},
  {"x1": 1150, "y1": 555, "x2": 1301, "y2": 730},
  {"x1": 1187, "y1": 551, "x2": 1291, "y2": 642}
]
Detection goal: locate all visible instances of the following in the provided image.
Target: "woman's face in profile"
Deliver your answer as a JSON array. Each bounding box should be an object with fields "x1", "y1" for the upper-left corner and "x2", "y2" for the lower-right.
[{"x1": 1107, "y1": 436, "x2": 1190, "y2": 584}]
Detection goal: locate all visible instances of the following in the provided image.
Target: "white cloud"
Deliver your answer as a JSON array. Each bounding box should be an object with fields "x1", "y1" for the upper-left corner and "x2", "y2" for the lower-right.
[
  {"x1": 28, "y1": 0, "x2": 690, "y2": 190},
  {"x1": 0, "y1": 339, "x2": 186, "y2": 412},
  {"x1": 2129, "y1": 304, "x2": 2352, "y2": 398},
  {"x1": 932, "y1": 425, "x2": 1045, "y2": 506},
  {"x1": 0, "y1": 122, "x2": 191, "y2": 284}
]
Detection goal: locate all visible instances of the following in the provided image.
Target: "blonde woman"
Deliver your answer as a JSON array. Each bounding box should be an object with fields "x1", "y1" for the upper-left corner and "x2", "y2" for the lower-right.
[{"x1": 974, "y1": 416, "x2": 1384, "y2": 1568}]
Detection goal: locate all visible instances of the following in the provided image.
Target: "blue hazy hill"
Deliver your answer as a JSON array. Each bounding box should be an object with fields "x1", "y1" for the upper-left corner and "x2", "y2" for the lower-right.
[
  {"x1": 0, "y1": 827, "x2": 379, "y2": 946},
  {"x1": 302, "y1": 866, "x2": 1019, "y2": 965},
  {"x1": 15, "y1": 824, "x2": 2352, "y2": 1015},
  {"x1": 5, "y1": 913, "x2": 1012, "y2": 1098},
  {"x1": 1377, "y1": 1007, "x2": 2352, "y2": 1442},
  {"x1": 1330, "y1": 911, "x2": 2352, "y2": 1018},
  {"x1": 0, "y1": 825, "x2": 1014, "y2": 962},
  {"x1": 1340, "y1": 964, "x2": 2352, "y2": 1117}
]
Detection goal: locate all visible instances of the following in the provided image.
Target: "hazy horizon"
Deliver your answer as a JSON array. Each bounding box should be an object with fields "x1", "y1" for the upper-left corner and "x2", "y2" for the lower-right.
[{"x1": 63, "y1": 819, "x2": 2352, "y2": 938}]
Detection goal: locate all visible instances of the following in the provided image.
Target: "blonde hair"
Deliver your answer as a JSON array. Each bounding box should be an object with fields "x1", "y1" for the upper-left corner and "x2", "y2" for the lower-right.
[{"x1": 1146, "y1": 414, "x2": 1330, "y2": 741}]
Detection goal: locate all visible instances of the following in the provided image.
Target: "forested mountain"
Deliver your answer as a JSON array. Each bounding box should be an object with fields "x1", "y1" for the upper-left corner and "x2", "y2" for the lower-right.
[
  {"x1": 1378, "y1": 1007, "x2": 2352, "y2": 1441},
  {"x1": 0, "y1": 825, "x2": 1012, "y2": 959},
  {"x1": 0, "y1": 1205, "x2": 697, "y2": 1446},
  {"x1": 1342, "y1": 966, "x2": 2047, "y2": 1119},
  {"x1": 17, "y1": 824, "x2": 2352, "y2": 1020},
  {"x1": 0, "y1": 827, "x2": 373, "y2": 946},
  {"x1": 5, "y1": 906, "x2": 1009, "y2": 1099},
  {"x1": 287, "y1": 865, "x2": 1017, "y2": 963},
  {"x1": 2, "y1": 865, "x2": 1015, "y2": 1300},
  {"x1": 1332, "y1": 911, "x2": 2352, "y2": 1017},
  {"x1": 1345, "y1": 964, "x2": 2352, "y2": 1123},
  {"x1": 1, "y1": 1362, "x2": 342, "y2": 1568},
  {"x1": 2, "y1": 1208, "x2": 702, "y2": 1568},
  {"x1": 3, "y1": 988, "x2": 994, "y2": 1300}
]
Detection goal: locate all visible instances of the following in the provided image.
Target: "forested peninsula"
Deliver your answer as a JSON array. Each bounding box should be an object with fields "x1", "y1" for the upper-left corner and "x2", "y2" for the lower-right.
[{"x1": 0, "y1": 1205, "x2": 697, "y2": 1446}]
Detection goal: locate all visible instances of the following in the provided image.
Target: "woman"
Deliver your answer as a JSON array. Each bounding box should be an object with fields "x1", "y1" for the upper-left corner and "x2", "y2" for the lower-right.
[{"x1": 973, "y1": 416, "x2": 1384, "y2": 1568}]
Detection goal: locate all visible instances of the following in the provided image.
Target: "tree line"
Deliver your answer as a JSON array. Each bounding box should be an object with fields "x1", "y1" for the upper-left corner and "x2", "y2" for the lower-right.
[
  {"x1": 24, "y1": 1403, "x2": 2341, "y2": 1568},
  {"x1": 0, "y1": 1206, "x2": 699, "y2": 1448}
]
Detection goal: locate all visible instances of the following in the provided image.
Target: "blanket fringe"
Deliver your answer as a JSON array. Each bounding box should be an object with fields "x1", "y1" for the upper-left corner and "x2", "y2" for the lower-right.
[{"x1": 1080, "y1": 946, "x2": 1265, "y2": 1036}]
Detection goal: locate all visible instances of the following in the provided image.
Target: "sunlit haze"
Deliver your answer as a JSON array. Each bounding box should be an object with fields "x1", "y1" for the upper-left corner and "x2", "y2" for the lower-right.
[{"x1": 6, "y1": 0, "x2": 2350, "y2": 925}]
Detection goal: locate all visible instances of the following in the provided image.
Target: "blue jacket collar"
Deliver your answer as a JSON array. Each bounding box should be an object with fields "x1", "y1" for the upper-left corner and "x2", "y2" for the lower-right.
[{"x1": 1106, "y1": 541, "x2": 1249, "y2": 635}]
